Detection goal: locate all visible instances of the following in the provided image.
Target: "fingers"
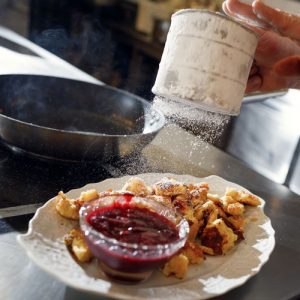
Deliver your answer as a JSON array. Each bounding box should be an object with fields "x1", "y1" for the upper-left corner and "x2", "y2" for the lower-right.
[
  {"x1": 223, "y1": 0, "x2": 271, "y2": 29},
  {"x1": 254, "y1": 30, "x2": 300, "y2": 65},
  {"x1": 252, "y1": 0, "x2": 300, "y2": 40},
  {"x1": 222, "y1": 2, "x2": 231, "y2": 17},
  {"x1": 274, "y1": 55, "x2": 300, "y2": 77},
  {"x1": 222, "y1": 2, "x2": 253, "y2": 29},
  {"x1": 224, "y1": 0, "x2": 300, "y2": 40},
  {"x1": 246, "y1": 75, "x2": 262, "y2": 93},
  {"x1": 222, "y1": 2, "x2": 252, "y2": 29},
  {"x1": 225, "y1": 0, "x2": 257, "y2": 20},
  {"x1": 246, "y1": 63, "x2": 262, "y2": 93}
]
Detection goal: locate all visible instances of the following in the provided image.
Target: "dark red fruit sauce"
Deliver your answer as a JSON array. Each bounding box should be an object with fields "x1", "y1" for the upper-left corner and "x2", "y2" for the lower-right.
[
  {"x1": 83, "y1": 194, "x2": 182, "y2": 276},
  {"x1": 86, "y1": 198, "x2": 179, "y2": 245}
]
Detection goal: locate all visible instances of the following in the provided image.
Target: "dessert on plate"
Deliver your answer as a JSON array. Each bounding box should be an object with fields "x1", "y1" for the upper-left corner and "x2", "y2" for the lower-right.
[{"x1": 55, "y1": 176, "x2": 261, "y2": 281}]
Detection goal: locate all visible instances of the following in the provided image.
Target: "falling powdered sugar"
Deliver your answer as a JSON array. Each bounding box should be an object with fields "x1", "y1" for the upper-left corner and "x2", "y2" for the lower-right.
[
  {"x1": 101, "y1": 95, "x2": 231, "y2": 178},
  {"x1": 152, "y1": 96, "x2": 231, "y2": 146}
]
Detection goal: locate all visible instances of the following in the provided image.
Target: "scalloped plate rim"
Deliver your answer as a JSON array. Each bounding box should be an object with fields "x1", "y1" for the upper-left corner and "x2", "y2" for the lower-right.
[{"x1": 17, "y1": 173, "x2": 275, "y2": 300}]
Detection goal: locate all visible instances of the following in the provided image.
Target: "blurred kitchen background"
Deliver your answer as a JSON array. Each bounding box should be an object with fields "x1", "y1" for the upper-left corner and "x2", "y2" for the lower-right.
[{"x1": 0, "y1": 0, "x2": 300, "y2": 195}]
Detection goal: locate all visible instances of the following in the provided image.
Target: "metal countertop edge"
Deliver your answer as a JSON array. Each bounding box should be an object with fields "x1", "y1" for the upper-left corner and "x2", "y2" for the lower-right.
[{"x1": 0, "y1": 203, "x2": 42, "y2": 219}]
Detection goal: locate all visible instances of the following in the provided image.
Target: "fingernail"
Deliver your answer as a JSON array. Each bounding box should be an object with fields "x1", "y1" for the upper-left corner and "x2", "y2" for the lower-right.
[
  {"x1": 252, "y1": 1, "x2": 265, "y2": 19},
  {"x1": 252, "y1": 0, "x2": 270, "y2": 21},
  {"x1": 254, "y1": 0, "x2": 265, "y2": 5},
  {"x1": 222, "y1": 2, "x2": 226, "y2": 11}
]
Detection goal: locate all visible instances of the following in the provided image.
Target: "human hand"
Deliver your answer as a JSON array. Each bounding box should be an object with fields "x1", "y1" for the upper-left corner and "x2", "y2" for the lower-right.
[{"x1": 223, "y1": 0, "x2": 300, "y2": 93}]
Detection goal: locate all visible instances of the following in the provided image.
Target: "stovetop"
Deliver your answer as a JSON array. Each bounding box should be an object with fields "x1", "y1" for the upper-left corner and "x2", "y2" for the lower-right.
[
  {"x1": 0, "y1": 141, "x2": 156, "y2": 233},
  {"x1": 0, "y1": 142, "x2": 151, "y2": 210}
]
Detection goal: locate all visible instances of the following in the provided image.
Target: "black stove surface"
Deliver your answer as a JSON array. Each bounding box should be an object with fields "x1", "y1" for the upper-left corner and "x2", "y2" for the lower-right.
[
  {"x1": 0, "y1": 141, "x2": 155, "y2": 235},
  {"x1": 0, "y1": 137, "x2": 158, "y2": 235},
  {"x1": 0, "y1": 142, "x2": 150, "y2": 210}
]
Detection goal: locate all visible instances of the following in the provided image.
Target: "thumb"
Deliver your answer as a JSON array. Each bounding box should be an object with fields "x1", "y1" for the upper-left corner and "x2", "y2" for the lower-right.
[{"x1": 274, "y1": 55, "x2": 300, "y2": 77}]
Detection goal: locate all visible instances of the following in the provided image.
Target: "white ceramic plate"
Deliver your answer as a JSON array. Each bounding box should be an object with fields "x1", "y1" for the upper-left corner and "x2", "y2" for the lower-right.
[{"x1": 17, "y1": 173, "x2": 275, "y2": 300}]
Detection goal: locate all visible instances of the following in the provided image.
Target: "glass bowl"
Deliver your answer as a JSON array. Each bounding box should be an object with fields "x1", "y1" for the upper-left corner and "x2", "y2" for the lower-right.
[{"x1": 79, "y1": 194, "x2": 189, "y2": 283}]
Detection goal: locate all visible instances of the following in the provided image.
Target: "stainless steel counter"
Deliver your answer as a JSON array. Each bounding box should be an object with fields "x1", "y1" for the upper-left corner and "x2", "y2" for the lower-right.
[
  {"x1": 0, "y1": 125, "x2": 300, "y2": 300},
  {"x1": 227, "y1": 89, "x2": 300, "y2": 191}
]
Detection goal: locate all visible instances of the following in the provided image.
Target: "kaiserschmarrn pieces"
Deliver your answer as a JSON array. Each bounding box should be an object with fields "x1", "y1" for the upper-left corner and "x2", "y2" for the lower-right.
[
  {"x1": 194, "y1": 200, "x2": 218, "y2": 226},
  {"x1": 161, "y1": 241, "x2": 204, "y2": 278},
  {"x1": 153, "y1": 177, "x2": 188, "y2": 196},
  {"x1": 55, "y1": 192, "x2": 81, "y2": 220},
  {"x1": 201, "y1": 219, "x2": 238, "y2": 255},
  {"x1": 227, "y1": 215, "x2": 246, "y2": 232},
  {"x1": 79, "y1": 189, "x2": 99, "y2": 203},
  {"x1": 221, "y1": 196, "x2": 245, "y2": 216},
  {"x1": 55, "y1": 176, "x2": 260, "y2": 279},
  {"x1": 190, "y1": 187, "x2": 208, "y2": 207},
  {"x1": 225, "y1": 187, "x2": 261, "y2": 206},
  {"x1": 122, "y1": 177, "x2": 152, "y2": 196},
  {"x1": 64, "y1": 229, "x2": 93, "y2": 263},
  {"x1": 188, "y1": 217, "x2": 201, "y2": 241},
  {"x1": 172, "y1": 194, "x2": 194, "y2": 221},
  {"x1": 147, "y1": 195, "x2": 173, "y2": 208},
  {"x1": 207, "y1": 193, "x2": 222, "y2": 205},
  {"x1": 225, "y1": 187, "x2": 239, "y2": 199},
  {"x1": 162, "y1": 253, "x2": 189, "y2": 279},
  {"x1": 180, "y1": 241, "x2": 205, "y2": 265},
  {"x1": 238, "y1": 191, "x2": 261, "y2": 206}
]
